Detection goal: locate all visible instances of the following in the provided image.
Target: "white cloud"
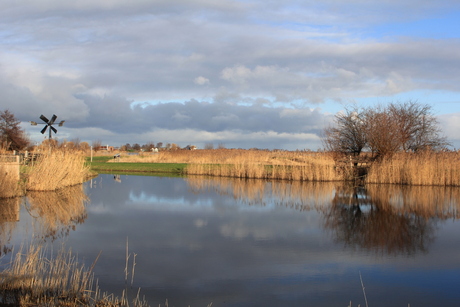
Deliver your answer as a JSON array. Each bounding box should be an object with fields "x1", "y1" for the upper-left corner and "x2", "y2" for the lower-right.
[{"x1": 194, "y1": 76, "x2": 210, "y2": 85}]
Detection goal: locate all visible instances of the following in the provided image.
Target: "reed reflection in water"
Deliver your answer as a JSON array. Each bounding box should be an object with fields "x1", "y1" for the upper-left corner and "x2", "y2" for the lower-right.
[
  {"x1": 187, "y1": 176, "x2": 460, "y2": 256},
  {"x1": 0, "y1": 198, "x2": 20, "y2": 256},
  {"x1": 26, "y1": 185, "x2": 89, "y2": 241},
  {"x1": 0, "y1": 185, "x2": 89, "y2": 252}
]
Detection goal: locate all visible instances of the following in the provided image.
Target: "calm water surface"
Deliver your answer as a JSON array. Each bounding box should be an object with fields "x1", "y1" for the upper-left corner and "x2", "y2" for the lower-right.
[{"x1": 2, "y1": 174, "x2": 460, "y2": 307}]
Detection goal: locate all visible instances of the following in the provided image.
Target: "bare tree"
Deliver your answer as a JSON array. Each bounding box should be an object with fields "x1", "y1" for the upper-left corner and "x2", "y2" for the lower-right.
[
  {"x1": 92, "y1": 139, "x2": 102, "y2": 151},
  {"x1": 70, "y1": 138, "x2": 81, "y2": 150},
  {"x1": 0, "y1": 109, "x2": 30, "y2": 150},
  {"x1": 204, "y1": 143, "x2": 214, "y2": 150},
  {"x1": 363, "y1": 106, "x2": 400, "y2": 158},
  {"x1": 387, "y1": 101, "x2": 449, "y2": 152},
  {"x1": 80, "y1": 142, "x2": 90, "y2": 151},
  {"x1": 323, "y1": 101, "x2": 450, "y2": 159},
  {"x1": 132, "y1": 143, "x2": 141, "y2": 151},
  {"x1": 323, "y1": 106, "x2": 367, "y2": 156}
]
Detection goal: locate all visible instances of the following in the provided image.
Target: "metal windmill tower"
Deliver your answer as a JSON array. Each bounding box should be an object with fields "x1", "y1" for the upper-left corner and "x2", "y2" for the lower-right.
[{"x1": 31, "y1": 114, "x2": 65, "y2": 139}]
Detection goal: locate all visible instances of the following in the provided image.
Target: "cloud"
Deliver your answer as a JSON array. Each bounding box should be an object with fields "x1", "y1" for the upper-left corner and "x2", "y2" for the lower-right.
[
  {"x1": 194, "y1": 76, "x2": 210, "y2": 85},
  {"x1": 438, "y1": 112, "x2": 460, "y2": 149},
  {"x1": 1, "y1": 0, "x2": 459, "y2": 149}
]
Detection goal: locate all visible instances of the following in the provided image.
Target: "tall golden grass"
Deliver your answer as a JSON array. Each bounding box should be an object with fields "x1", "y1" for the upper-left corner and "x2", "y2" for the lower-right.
[
  {"x1": 26, "y1": 150, "x2": 92, "y2": 191},
  {"x1": 0, "y1": 157, "x2": 22, "y2": 198},
  {"x1": 0, "y1": 243, "x2": 95, "y2": 306},
  {"x1": 366, "y1": 151, "x2": 460, "y2": 186},
  {"x1": 0, "y1": 243, "x2": 149, "y2": 307},
  {"x1": 113, "y1": 149, "x2": 342, "y2": 181},
  {"x1": 106, "y1": 149, "x2": 460, "y2": 186}
]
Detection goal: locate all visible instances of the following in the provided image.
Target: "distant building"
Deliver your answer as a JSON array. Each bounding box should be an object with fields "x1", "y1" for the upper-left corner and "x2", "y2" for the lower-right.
[{"x1": 96, "y1": 145, "x2": 114, "y2": 151}]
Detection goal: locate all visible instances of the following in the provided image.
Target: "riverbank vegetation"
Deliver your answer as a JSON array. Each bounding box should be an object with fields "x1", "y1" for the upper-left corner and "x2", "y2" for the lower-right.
[
  {"x1": 97, "y1": 148, "x2": 460, "y2": 186},
  {"x1": 0, "y1": 243, "x2": 149, "y2": 307},
  {"x1": 26, "y1": 150, "x2": 91, "y2": 191},
  {"x1": 0, "y1": 148, "x2": 93, "y2": 198},
  {"x1": 103, "y1": 149, "x2": 341, "y2": 181}
]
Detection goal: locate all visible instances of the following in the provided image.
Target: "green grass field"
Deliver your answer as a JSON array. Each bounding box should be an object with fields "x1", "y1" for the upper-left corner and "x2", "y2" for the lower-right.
[{"x1": 86, "y1": 156, "x2": 187, "y2": 175}]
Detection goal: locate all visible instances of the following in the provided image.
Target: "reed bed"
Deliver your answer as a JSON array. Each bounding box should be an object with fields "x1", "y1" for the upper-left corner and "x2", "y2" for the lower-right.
[
  {"x1": 0, "y1": 243, "x2": 150, "y2": 307},
  {"x1": 26, "y1": 150, "x2": 91, "y2": 191},
  {"x1": 114, "y1": 149, "x2": 333, "y2": 165},
  {"x1": 0, "y1": 243, "x2": 95, "y2": 306},
  {"x1": 113, "y1": 149, "x2": 342, "y2": 181},
  {"x1": 0, "y1": 161, "x2": 22, "y2": 198},
  {"x1": 366, "y1": 151, "x2": 460, "y2": 186},
  {"x1": 106, "y1": 149, "x2": 460, "y2": 186}
]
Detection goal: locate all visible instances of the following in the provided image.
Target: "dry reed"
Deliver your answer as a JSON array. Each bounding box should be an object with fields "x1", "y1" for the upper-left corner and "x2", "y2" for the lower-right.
[
  {"x1": 112, "y1": 149, "x2": 342, "y2": 182},
  {"x1": 0, "y1": 242, "x2": 150, "y2": 307},
  {"x1": 0, "y1": 243, "x2": 95, "y2": 306},
  {"x1": 366, "y1": 151, "x2": 460, "y2": 186},
  {"x1": 0, "y1": 157, "x2": 23, "y2": 198},
  {"x1": 106, "y1": 149, "x2": 460, "y2": 186},
  {"x1": 26, "y1": 150, "x2": 91, "y2": 191}
]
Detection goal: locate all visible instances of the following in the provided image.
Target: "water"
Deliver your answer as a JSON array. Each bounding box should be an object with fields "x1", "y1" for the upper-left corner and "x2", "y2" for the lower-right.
[{"x1": 2, "y1": 174, "x2": 460, "y2": 306}]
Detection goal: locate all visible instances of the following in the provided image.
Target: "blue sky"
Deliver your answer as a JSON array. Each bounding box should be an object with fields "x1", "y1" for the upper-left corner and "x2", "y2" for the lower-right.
[{"x1": 1, "y1": 0, "x2": 460, "y2": 150}]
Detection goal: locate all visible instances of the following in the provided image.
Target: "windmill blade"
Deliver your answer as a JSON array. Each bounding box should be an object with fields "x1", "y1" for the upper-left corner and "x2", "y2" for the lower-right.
[
  {"x1": 50, "y1": 126, "x2": 57, "y2": 134},
  {"x1": 40, "y1": 114, "x2": 49, "y2": 123},
  {"x1": 49, "y1": 114, "x2": 57, "y2": 125},
  {"x1": 40, "y1": 126, "x2": 48, "y2": 134}
]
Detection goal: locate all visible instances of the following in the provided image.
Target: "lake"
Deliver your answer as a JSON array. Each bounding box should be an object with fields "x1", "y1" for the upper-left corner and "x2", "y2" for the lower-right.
[{"x1": 2, "y1": 174, "x2": 460, "y2": 307}]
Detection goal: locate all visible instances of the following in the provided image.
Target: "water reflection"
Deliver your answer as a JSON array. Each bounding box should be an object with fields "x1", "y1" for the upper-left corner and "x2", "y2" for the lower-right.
[
  {"x1": 0, "y1": 198, "x2": 20, "y2": 255},
  {"x1": 0, "y1": 185, "x2": 88, "y2": 253},
  {"x1": 186, "y1": 176, "x2": 460, "y2": 256},
  {"x1": 26, "y1": 185, "x2": 88, "y2": 241},
  {"x1": 324, "y1": 184, "x2": 437, "y2": 255},
  {"x1": 186, "y1": 176, "x2": 335, "y2": 209},
  {"x1": 3, "y1": 175, "x2": 460, "y2": 306}
]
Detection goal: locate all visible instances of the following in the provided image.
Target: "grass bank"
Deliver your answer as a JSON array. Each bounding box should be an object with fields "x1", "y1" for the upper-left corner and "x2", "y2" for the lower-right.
[{"x1": 87, "y1": 156, "x2": 186, "y2": 175}]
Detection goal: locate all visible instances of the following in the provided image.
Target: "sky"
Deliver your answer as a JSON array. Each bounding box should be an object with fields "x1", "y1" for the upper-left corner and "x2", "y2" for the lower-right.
[{"x1": 1, "y1": 0, "x2": 460, "y2": 150}]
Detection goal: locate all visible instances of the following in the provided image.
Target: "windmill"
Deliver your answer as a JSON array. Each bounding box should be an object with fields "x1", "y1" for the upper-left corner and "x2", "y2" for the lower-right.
[{"x1": 30, "y1": 114, "x2": 65, "y2": 140}]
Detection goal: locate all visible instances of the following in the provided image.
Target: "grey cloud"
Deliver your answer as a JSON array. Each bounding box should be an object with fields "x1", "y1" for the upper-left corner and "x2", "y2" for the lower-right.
[
  {"x1": 1, "y1": 0, "x2": 459, "y2": 149},
  {"x1": 75, "y1": 94, "x2": 326, "y2": 135}
]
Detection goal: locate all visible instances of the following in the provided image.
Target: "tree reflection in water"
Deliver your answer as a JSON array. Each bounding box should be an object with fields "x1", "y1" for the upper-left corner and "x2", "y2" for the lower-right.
[
  {"x1": 323, "y1": 184, "x2": 460, "y2": 255},
  {"x1": 186, "y1": 176, "x2": 460, "y2": 256},
  {"x1": 323, "y1": 185, "x2": 435, "y2": 255}
]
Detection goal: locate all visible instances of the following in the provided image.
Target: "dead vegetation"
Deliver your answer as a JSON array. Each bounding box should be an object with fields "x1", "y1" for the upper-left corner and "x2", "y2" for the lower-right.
[
  {"x1": 365, "y1": 151, "x2": 460, "y2": 186},
  {"x1": 25, "y1": 150, "x2": 92, "y2": 191},
  {"x1": 111, "y1": 149, "x2": 460, "y2": 186},
  {"x1": 0, "y1": 243, "x2": 149, "y2": 307}
]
